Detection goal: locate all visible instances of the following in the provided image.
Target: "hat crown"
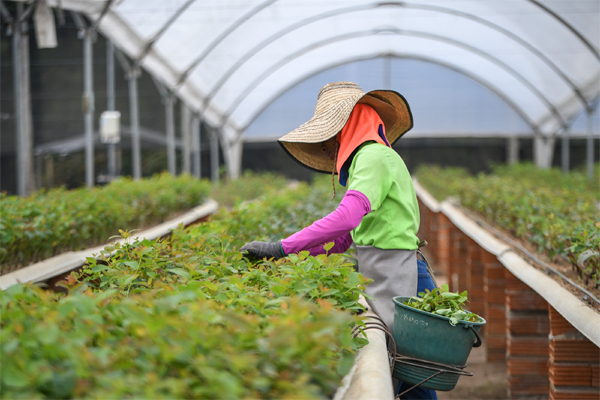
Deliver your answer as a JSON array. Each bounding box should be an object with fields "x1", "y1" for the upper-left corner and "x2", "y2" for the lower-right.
[{"x1": 314, "y1": 82, "x2": 364, "y2": 115}]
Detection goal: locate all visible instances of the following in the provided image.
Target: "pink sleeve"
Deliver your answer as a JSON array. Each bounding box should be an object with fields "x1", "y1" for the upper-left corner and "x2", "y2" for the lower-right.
[
  {"x1": 304, "y1": 232, "x2": 354, "y2": 256},
  {"x1": 281, "y1": 190, "x2": 371, "y2": 255}
]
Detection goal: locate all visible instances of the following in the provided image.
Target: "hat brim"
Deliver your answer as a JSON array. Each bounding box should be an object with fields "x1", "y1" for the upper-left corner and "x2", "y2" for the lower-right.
[{"x1": 278, "y1": 90, "x2": 413, "y2": 173}]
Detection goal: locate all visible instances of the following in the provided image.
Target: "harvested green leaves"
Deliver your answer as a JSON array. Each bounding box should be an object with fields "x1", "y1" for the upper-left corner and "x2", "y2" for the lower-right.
[{"x1": 404, "y1": 284, "x2": 480, "y2": 326}]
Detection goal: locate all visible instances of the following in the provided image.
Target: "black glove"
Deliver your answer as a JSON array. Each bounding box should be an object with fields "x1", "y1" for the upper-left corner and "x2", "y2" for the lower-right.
[{"x1": 240, "y1": 240, "x2": 285, "y2": 260}]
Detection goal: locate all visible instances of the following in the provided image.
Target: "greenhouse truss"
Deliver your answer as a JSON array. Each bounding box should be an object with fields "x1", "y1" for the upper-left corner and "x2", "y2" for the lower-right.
[{"x1": 4, "y1": 0, "x2": 600, "y2": 194}]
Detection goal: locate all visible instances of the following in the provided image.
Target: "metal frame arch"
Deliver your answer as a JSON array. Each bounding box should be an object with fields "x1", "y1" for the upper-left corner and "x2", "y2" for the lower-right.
[
  {"x1": 527, "y1": 0, "x2": 600, "y2": 62},
  {"x1": 221, "y1": 28, "x2": 566, "y2": 131},
  {"x1": 238, "y1": 53, "x2": 537, "y2": 140},
  {"x1": 133, "y1": 0, "x2": 195, "y2": 67},
  {"x1": 188, "y1": 1, "x2": 590, "y2": 111},
  {"x1": 175, "y1": 0, "x2": 279, "y2": 87}
]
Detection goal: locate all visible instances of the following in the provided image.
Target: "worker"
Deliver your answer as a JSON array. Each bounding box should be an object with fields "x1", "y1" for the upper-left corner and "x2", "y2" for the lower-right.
[{"x1": 241, "y1": 81, "x2": 438, "y2": 399}]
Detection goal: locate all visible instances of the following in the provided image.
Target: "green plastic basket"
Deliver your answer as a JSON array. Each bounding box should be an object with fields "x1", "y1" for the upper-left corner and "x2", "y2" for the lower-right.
[{"x1": 392, "y1": 296, "x2": 486, "y2": 391}]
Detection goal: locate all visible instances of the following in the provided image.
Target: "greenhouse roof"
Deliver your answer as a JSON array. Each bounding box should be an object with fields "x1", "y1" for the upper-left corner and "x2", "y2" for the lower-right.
[{"x1": 32, "y1": 0, "x2": 600, "y2": 144}]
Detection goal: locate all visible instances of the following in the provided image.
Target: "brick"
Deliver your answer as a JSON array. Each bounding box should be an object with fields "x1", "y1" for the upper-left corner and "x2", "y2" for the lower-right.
[
  {"x1": 505, "y1": 270, "x2": 531, "y2": 291},
  {"x1": 485, "y1": 266, "x2": 506, "y2": 281},
  {"x1": 485, "y1": 290, "x2": 506, "y2": 304},
  {"x1": 508, "y1": 336, "x2": 549, "y2": 357},
  {"x1": 550, "y1": 363, "x2": 598, "y2": 387},
  {"x1": 550, "y1": 387, "x2": 600, "y2": 400},
  {"x1": 508, "y1": 358, "x2": 550, "y2": 375},
  {"x1": 507, "y1": 292, "x2": 548, "y2": 311},
  {"x1": 488, "y1": 349, "x2": 508, "y2": 363},
  {"x1": 548, "y1": 306, "x2": 580, "y2": 336},
  {"x1": 487, "y1": 321, "x2": 508, "y2": 335},
  {"x1": 508, "y1": 314, "x2": 550, "y2": 336},
  {"x1": 550, "y1": 338, "x2": 600, "y2": 363},
  {"x1": 487, "y1": 306, "x2": 507, "y2": 321},
  {"x1": 508, "y1": 374, "x2": 550, "y2": 396},
  {"x1": 487, "y1": 334, "x2": 507, "y2": 350}
]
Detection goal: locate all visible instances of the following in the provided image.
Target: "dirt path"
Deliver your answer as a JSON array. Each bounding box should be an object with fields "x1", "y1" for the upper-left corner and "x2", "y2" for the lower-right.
[
  {"x1": 432, "y1": 273, "x2": 508, "y2": 400},
  {"x1": 436, "y1": 340, "x2": 508, "y2": 400}
]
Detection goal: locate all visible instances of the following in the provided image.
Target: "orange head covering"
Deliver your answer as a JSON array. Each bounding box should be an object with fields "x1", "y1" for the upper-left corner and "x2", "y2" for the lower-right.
[{"x1": 336, "y1": 103, "x2": 391, "y2": 186}]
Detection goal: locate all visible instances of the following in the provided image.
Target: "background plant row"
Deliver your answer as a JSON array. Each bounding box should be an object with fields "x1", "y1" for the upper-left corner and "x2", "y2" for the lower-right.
[
  {"x1": 1, "y1": 176, "x2": 369, "y2": 399},
  {"x1": 415, "y1": 163, "x2": 600, "y2": 286},
  {"x1": 0, "y1": 171, "x2": 289, "y2": 273}
]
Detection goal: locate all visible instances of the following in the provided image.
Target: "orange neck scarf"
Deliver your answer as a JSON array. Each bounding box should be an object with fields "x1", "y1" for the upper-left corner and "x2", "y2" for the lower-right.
[{"x1": 336, "y1": 103, "x2": 390, "y2": 182}]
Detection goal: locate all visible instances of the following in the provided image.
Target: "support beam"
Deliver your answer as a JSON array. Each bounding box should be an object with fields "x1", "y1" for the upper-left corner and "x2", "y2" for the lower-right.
[
  {"x1": 181, "y1": 103, "x2": 192, "y2": 174},
  {"x1": 128, "y1": 67, "x2": 142, "y2": 180},
  {"x1": 507, "y1": 136, "x2": 519, "y2": 165},
  {"x1": 192, "y1": 114, "x2": 201, "y2": 178},
  {"x1": 106, "y1": 40, "x2": 117, "y2": 178},
  {"x1": 561, "y1": 128, "x2": 569, "y2": 174},
  {"x1": 83, "y1": 27, "x2": 95, "y2": 187},
  {"x1": 209, "y1": 129, "x2": 219, "y2": 183},
  {"x1": 165, "y1": 95, "x2": 176, "y2": 175},
  {"x1": 13, "y1": 3, "x2": 34, "y2": 196},
  {"x1": 587, "y1": 108, "x2": 596, "y2": 179},
  {"x1": 533, "y1": 135, "x2": 556, "y2": 169}
]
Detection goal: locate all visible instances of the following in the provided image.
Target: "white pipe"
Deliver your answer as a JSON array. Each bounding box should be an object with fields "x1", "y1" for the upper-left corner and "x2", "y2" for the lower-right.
[
  {"x1": 0, "y1": 199, "x2": 218, "y2": 290},
  {"x1": 498, "y1": 252, "x2": 600, "y2": 347},
  {"x1": 334, "y1": 296, "x2": 394, "y2": 400}
]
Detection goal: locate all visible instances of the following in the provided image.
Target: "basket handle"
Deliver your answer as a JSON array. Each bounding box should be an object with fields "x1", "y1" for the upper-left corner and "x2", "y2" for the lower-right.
[{"x1": 468, "y1": 325, "x2": 482, "y2": 348}]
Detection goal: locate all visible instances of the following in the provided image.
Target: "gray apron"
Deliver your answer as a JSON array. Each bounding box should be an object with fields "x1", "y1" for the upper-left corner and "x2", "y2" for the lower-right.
[{"x1": 356, "y1": 246, "x2": 418, "y2": 332}]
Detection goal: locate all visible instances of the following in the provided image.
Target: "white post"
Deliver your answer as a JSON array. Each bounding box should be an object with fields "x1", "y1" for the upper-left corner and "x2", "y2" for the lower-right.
[
  {"x1": 106, "y1": 40, "x2": 117, "y2": 178},
  {"x1": 507, "y1": 136, "x2": 519, "y2": 165},
  {"x1": 533, "y1": 135, "x2": 555, "y2": 169},
  {"x1": 83, "y1": 28, "x2": 95, "y2": 187},
  {"x1": 587, "y1": 107, "x2": 595, "y2": 179},
  {"x1": 128, "y1": 67, "x2": 141, "y2": 180},
  {"x1": 210, "y1": 129, "x2": 219, "y2": 183},
  {"x1": 192, "y1": 114, "x2": 201, "y2": 178},
  {"x1": 561, "y1": 127, "x2": 570, "y2": 174},
  {"x1": 181, "y1": 103, "x2": 191, "y2": 174},
  {"x1": 13, "y1": 3, "x2": 34, "y2": 196},
  {"x1": 165, "y1": 95, "x2": 176, "y2": 175}
]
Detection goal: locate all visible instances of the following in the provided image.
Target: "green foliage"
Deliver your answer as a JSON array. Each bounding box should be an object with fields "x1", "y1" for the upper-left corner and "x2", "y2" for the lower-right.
[
  {"x1": 210, "y1": 171, "x2": 288, "y2": 208},
  {"x1": 0, "y1": 173, "x2": 210, "y2": 271},
  {"x1": 1, "y1": 285, "x2": 358, "y2": 399},
  {"x1": 404, "y1": 284, "x2": 479, "y2": 326},
  {"x1": 416, "y1": 163, "x2": 600, "y2": 286},
  {"x1": 1, "y1": 173, "x2": 366, "y2": 399}
]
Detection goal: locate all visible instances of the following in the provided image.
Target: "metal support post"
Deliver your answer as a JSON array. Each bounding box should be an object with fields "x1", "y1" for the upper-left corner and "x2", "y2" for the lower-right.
[
  {"x1": 383, "y1": 55, "x2": 391, "y2": 90},
  {"x1": 13, "y1": 3, "x2": 34, "y2": 196},
  {"x1": 192, "y1": 114, "x2": 201, "y2": 178},
  {"x1": 507, "y1": 136, "x2": 519, "y2": 165},
  {"x1": 83, "y1": 27, "x2": 95, "y2": 187},
  {"x1": 561, "y1": 128, "x2": 569, "y2": 174},
  {"x1": 181, "y1": 103, "x2": 192, "y2": 174},
  {"x1": 165, "y1": 94, "x2": 176, "y2": 175},
  {"x1": 587, "y1": 107, "x2": 595, "y2": 179},
  {"x1": 106, "y1": 40, "x2": 117, "y2": 177},
  {"x1": 210, "y1": 129, "x2": 219, "y2": 183},
  {"x1": 128, "y1": 67, "x2": 141, "y2": 180}
]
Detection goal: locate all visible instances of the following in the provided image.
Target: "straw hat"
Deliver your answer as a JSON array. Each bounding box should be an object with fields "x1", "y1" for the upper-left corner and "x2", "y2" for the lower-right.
[{"x1": 278, "y1": 81, "x2": 413, "y2": 173}]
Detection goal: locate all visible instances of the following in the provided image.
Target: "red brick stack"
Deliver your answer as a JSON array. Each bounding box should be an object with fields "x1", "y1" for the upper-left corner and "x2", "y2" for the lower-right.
[
  {"x1": 465, "y1": 237, "x2": 485, "y2": 319},
  {"x1": 483, "y1": 250, "x2": 507, "y2": 362},
  {"x1": 548, "y1": 306, "x2": 600, "y2": 400},
  {"x1": 505, "y1": 270, "x2": 550, "y2": 398}
]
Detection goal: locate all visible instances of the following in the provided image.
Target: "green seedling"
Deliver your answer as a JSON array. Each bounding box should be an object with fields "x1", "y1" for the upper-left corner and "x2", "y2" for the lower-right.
[{"x1": 404, "y1": 284, "x2": 479, "y2": 326}]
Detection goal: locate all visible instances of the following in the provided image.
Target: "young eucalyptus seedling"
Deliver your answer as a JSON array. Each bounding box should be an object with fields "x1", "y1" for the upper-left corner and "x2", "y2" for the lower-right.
[{"x1": 404, "y1": 284, "x2": 479, "y2": 326}]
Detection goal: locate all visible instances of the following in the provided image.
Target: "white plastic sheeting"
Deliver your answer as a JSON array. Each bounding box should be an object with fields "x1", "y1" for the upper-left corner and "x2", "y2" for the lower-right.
[{"x1": 23, "y1": 0, "x2": 600, "y2": 175}]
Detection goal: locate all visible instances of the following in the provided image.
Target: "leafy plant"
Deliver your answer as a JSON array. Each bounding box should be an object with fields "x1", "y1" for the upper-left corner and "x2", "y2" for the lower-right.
[
  {"x1": 404, "y1": 284, "x2": 480, "y2": 326},
  {"x1": 1, "y1": 173, "x2": 367, "y2": 399},
  {"x1": 416, "y1": 163, "x2": 600, "y2": 287},
  {"x1": 0, "y1": 173, "x2": 210, "y2": 272}
]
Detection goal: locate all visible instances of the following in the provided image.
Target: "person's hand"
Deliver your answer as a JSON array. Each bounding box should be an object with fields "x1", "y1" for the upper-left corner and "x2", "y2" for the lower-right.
[{"x1": 240, "y1": 241, "x2": 285, "y2": 260}]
